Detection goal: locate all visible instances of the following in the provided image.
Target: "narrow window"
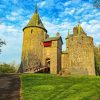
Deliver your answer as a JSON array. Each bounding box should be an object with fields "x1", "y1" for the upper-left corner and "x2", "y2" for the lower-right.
[{"x1": 31, "y1": 29, "x2": 33, "y2": 34}]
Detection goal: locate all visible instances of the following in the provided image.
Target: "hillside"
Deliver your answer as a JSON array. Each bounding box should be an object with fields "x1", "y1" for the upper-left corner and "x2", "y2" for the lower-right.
[{"x1": 20, "y1": 74, "x2": 100, "y2": 100}]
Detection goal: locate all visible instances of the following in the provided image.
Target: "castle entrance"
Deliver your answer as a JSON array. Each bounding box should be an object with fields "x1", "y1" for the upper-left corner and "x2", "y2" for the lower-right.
[{"x1": 45, "y1": 58, "x2": 50, "y2": 73}]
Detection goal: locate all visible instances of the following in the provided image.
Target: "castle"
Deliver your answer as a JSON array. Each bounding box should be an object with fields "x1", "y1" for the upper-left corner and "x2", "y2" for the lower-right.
[{"x1": 20, "y1": 4, "x2": 96, "y2": 75}]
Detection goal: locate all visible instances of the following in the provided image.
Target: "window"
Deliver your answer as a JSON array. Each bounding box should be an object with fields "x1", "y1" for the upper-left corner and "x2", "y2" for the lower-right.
[{"x1": 31, "y1": 29, "x2": 33, "y2": 34}]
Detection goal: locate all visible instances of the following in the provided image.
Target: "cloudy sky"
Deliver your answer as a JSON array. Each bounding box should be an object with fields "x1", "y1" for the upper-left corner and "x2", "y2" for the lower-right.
[{"x1": 0, "y1": 0, "x2": 100, "y2": 64}]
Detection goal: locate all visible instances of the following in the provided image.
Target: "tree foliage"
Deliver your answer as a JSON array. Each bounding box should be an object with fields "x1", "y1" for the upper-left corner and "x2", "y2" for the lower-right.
[
  {"x1": 0, "y1": 38, "x2": 6, "y2": 54},
  {"x1": 0, "y1": 63, "x2": 17, "y2": 74}
]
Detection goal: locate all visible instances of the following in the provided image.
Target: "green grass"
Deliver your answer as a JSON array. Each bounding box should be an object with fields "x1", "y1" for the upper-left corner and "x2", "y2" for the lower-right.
[{"x1": 20, "y1": 74, "x2": 100, "y2": 100}]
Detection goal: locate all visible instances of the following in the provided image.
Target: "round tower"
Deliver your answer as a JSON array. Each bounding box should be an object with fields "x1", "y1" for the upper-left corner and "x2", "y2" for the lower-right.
[{"x1": 21, "y1": 3, "x2": 47, "y2": 72}]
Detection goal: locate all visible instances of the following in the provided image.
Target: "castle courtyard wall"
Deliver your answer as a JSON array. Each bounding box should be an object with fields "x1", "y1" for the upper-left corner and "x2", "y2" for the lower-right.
[{"x1": 61, "y1": 53, "x2": 69, "y2": 69}]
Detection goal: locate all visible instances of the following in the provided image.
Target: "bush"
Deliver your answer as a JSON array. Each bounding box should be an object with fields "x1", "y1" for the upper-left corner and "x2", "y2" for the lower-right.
[
  {"x1": 95, "y1": 56, "x2": 100, "y2": 75},
  {"x1": 0, "y1": 63, "x2": 17, "y2": 74},
  {"x1": 94, "y1": 46, "x2": 100, "y2": 75}
]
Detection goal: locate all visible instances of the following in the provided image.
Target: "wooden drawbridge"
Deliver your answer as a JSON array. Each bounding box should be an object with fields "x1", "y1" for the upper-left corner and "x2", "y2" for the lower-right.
[{"x1": 24, "y1": 66, "x2": 50, "y2": 73}]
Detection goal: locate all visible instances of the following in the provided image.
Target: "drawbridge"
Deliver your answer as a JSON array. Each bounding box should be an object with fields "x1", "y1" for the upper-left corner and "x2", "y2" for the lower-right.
[{"x1": 24, "y1": 66, "x2": 50, "y2": 73}]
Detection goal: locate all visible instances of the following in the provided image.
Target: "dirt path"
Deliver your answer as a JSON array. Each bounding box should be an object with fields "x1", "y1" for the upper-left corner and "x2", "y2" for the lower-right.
[{"x1": 0, "y1": 74, "x2": 21, "y2": 100}]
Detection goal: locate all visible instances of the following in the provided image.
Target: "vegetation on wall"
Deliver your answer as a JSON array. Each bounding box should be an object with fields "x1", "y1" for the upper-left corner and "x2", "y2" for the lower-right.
[
  {"x1": 18, "y1": 52, "x2": 41, "y2": 73},
  {"x1": 94, "y1": 45, "x2": 100, "y2": 75}
]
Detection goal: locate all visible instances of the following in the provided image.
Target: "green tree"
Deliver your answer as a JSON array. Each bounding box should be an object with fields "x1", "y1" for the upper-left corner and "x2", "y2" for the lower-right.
[
  {"x1": 0, "y1": 63, "x2": 17, "y2": 74},
  {"x1": 0, "y1": 38, "x2": 6, "y2": 54}
]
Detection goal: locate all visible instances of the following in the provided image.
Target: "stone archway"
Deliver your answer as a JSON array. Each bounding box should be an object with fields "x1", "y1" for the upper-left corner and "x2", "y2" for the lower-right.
[{"x1": 45, "y1": 58, "x2": 50, "y2": 73}]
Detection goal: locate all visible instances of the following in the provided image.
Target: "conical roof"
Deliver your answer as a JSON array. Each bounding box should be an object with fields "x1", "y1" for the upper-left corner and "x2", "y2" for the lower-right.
[
  {"x1": 26, "y1": 13, "x2": 45, "y2": 28},
  {"x1": 23, "y1": 3, "x2": 47, "y2": 32}
]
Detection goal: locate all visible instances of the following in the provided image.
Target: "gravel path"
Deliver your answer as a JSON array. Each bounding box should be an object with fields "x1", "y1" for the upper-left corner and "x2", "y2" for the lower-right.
[{"x1": 0, "y1": 74, "x2": 21, "y2": 100}]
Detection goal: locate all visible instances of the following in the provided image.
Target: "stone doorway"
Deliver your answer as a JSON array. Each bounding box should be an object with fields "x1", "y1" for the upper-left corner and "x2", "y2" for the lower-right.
[{"x1": 45, "y1": 58, "x2": 50, "y2": 73}]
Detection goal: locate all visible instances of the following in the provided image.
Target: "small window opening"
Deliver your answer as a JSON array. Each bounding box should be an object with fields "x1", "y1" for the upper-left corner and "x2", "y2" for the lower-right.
[{"x1": 31, "y1": 29, "x2": 33, "y2": 34}]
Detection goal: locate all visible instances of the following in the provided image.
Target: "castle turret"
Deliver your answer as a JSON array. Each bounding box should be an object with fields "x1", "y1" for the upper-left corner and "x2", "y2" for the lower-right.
[
  {"x1": 21, "y1": 3, "x2": 47, "y2": 72},
  {"x1": 66, "y1": 29, "x2": 70, "y2": 51},
  {"x1": 56, "y1": 32, "x2": 60, "y2": 37},
  {"x1": 77, "y1": 21, "x2": 86, "y2": 35},
  {"x1": 73, "y1": 26, "x2": 78, "y2": 36}
]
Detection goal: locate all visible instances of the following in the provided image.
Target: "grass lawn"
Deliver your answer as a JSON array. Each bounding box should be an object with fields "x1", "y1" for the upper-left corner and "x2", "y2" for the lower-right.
[{"x1": 20, "y1": 74, "x2": 100, "y2": 100}]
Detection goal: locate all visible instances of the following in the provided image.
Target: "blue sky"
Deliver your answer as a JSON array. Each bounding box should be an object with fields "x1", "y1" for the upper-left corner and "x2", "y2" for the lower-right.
[{"x1": 0, "y1": 0, "x2": 100, "y2": 64}]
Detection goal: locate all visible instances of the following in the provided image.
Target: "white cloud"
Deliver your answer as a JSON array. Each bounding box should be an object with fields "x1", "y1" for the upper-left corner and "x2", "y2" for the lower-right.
[
  {"x1": 11, "y1": 0, "x2": 19, "y2": 4},
  {"x1": 0, "y1": 23, "x2": 21, "y2": 37},
  {"x1": 6, "y1": 9, "x2": 24, "y2": 21},
  {"x1": 82, "y1": 2, "x2": 93, "y2": 9},
  {"x1": 76, "y1": 7, "x2": 84, "y2": 15},
  {"x1": 81, "y1": 20, "x2": 100, "y2": 44},
  {"x1": 72, "y1": 0, "x2": 81, "y2": 4},
  {"x1": 0, "y1": 23, "x2": 23, "y2": 63},
  {"x1": 38, "y1": 1, "x2": 47, "y2": 8},
  {"x1": 64, "y1": 1, "x2": 71, "y2": 6},
  {"x1": 38, "y1": 0, "x2": 55, "y2": 8},
  {"x1": 43, "y1": 14, "x2": 100, "y2": 50}
]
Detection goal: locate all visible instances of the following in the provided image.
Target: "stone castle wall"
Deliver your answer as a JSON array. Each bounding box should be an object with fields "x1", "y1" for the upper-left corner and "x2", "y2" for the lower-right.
[
  {"x1": 43, "y1": 39, "x2": 62, "y2": 74},
  {"x1": 61, "y1": 53, "x2": 69, "y2": 69},
  {"x1": 43, "y1": 41, "x2": 58, "y2": 74},
  {"x1": 67, "y1": 34, "x2": 95, "y2": 75},
  {"x1": 57, "y1": 38, "x2": 62, "y2": 73}
]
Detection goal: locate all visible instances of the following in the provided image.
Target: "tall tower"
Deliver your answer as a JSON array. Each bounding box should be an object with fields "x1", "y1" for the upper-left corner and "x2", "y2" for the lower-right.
[
  {"x1": 66, "y1": 29, "x2": 70, "y2": 52},
  {"x1": 68, "y1": 22, "x2": 95, "y2": 75},
  {"x1": 20, "y1": 3, "x2": 47, "y2": 72}
]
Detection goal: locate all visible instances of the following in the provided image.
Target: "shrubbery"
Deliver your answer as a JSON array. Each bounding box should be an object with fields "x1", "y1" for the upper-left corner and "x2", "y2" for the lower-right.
[
  {"x1": 95, "y1": 55, "x2": 100, "y2": 75},
  {"x1": 0, "y1": 63, "x2": 18, "y2": 74},
  {"x1": 94, "y1": 45, "x2": 100, "y2": 75}
]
